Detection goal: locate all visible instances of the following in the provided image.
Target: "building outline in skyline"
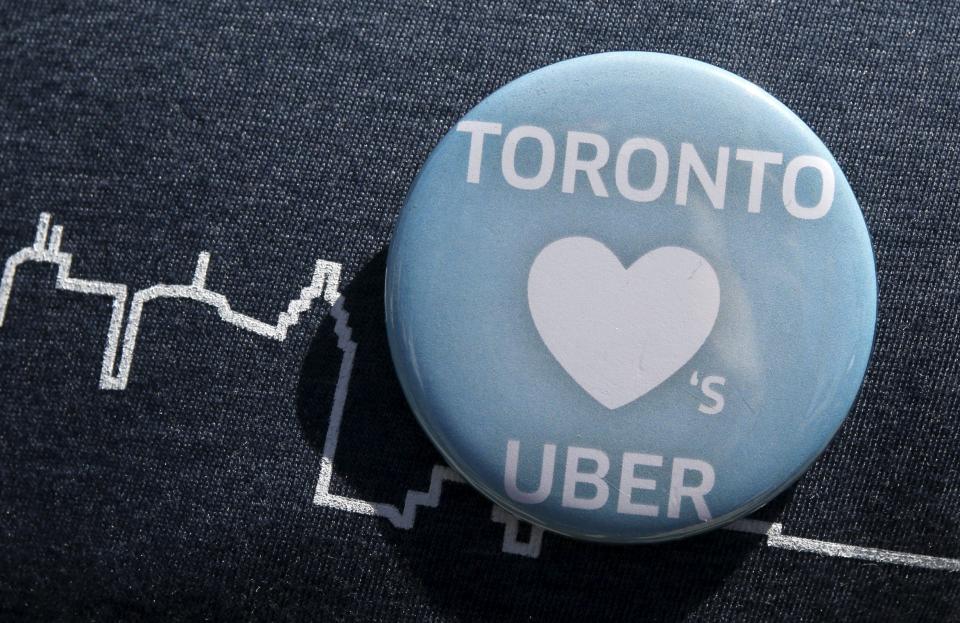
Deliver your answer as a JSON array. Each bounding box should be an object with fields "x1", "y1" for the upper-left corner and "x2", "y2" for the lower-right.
[{"x1": 0, "y1": 212, "x2": 343, "y2": 390}]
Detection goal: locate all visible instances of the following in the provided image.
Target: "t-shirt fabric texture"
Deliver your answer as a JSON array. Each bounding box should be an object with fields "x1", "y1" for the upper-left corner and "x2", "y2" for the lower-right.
[{"x1": 0, "y1": 1, "x2": 958, "y2": 621}]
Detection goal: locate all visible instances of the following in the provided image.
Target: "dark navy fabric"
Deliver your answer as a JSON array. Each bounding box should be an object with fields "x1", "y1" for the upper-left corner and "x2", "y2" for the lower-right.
[{"x1": 0, "y1": 1, "x2": 958, "y2": 620}]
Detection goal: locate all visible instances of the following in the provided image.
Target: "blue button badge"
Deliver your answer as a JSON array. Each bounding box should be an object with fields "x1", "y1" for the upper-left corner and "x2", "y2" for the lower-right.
[{"x1": 385, "y1": 52, "x2": 877, "y2": 542}]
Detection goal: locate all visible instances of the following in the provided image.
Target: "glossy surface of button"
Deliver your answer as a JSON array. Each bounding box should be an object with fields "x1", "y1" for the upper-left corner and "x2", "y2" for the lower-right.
[{"x1": 385, "y1": 52, "x2": 877, "y2": 542}]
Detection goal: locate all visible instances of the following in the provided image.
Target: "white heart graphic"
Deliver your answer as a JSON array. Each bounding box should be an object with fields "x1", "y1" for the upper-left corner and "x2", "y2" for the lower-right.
[{"x1": 528, "y1": 237, "x2": 720, "y2": 410}]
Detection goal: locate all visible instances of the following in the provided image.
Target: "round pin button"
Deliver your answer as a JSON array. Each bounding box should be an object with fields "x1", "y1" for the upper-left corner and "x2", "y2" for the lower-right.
[{"x1": 385, "y1": 52, "x2": 876, "y2": 542}]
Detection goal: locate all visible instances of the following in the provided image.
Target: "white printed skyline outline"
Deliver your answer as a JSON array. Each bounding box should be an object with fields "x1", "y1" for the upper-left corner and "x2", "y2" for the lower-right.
[
  {"x1": 1, "y1": 213, "x2": 957, "y2": 569},
  {"x1": 0, "y1": 213, "x2": 343, "y2": 390}
]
